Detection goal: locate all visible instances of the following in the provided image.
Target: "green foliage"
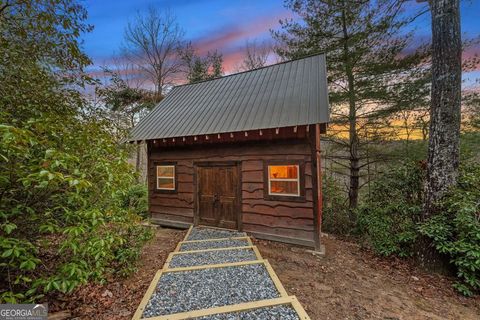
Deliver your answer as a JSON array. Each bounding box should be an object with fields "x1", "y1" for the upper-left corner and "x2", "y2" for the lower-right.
[
  {"x1": 460, "y1": 132, "x2": 480, "y2": 162},
  {"x1": 0, "y1": 117, "x2": 153, "y2": 303},
  {"x1": 118, "y1": 184, "x2": 149, "y2": 219},
  {"x1": 0, "y1": 0, "x2": 152, "y2": 303},
  {"x1": 180, "y1": 43, "x2": 224, "y2": 83},
  {"x1": 419, "y1": 164, "x2": 480, "y2": 296},
  {"x1": 357, "y1": 162, "x2": 424, "y2": 257},
  {"x1": 322, "y1": 176, "x2": 353, "y2": 236}
]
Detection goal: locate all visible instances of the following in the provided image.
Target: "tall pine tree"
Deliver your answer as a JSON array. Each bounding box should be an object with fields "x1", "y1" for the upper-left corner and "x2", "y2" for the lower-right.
[{"x1": 272, "y1": 0, "x2": 430, "y2": 210}]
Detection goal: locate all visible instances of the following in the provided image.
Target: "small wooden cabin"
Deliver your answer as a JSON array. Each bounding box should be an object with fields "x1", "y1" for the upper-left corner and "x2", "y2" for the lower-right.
[{"x1": 129, "y1": 54, "x2": 330, "y2": 250}]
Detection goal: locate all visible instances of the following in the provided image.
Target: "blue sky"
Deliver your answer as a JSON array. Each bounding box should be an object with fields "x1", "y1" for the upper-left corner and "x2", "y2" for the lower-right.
[
  {"x1": 83, "y1": 0, "x2": 290, "y2": 72},
  {"x1": 82, "y1": 0, "x2": 480, "y2": 80}
]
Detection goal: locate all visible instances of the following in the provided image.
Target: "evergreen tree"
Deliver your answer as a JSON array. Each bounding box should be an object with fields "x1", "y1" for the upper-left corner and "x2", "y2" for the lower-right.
[
  {"x1": 272, "y1": 0, "x2": 430, "y2": 210},
  {"x1": 180, "y1": 43, "x2": 224, "y2": 83}
]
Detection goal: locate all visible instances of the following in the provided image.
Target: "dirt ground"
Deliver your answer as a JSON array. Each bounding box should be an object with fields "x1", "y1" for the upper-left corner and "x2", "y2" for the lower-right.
[
  {"x1": 49, "y1": 227, "x2": 480, "y2": 320},
  {"x1": 257, "y1": 235, "x2": 480, "y2": 320}
]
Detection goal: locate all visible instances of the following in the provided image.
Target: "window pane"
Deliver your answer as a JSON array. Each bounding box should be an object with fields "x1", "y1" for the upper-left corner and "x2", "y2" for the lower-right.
[
  {"x1": 269, "y1": 165, "x2": 298, "y2": 179},
  {"x1": 157, "y1": 166, "x2": 174, "y2": 177},
  {"x1": 157, "y1": 178, "x2": 174, "y2": 189},
  {"x1": 270, "y1": 181, "x2": 299, "y2": 195}
]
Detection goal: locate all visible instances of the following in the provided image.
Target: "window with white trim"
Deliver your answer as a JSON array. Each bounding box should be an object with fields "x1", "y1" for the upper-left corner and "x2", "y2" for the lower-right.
[
  {"x1": 156, "y1": 165, "x2": 175, "y2": 190},
  {"x1": 267, "y1": 164, "x2": 300, "y2": 196}
]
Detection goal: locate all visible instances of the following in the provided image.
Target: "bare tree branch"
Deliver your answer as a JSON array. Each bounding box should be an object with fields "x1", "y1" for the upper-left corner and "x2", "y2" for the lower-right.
[{"x1": 122, "y1": 7, "x2": 185, "y2": 98}]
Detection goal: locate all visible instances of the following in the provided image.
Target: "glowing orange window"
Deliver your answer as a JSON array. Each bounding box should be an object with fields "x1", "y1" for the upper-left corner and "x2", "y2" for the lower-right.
[
  {"x1": 268, "y1": 165, "x2": 300, "y2": 196},
  {"x1": 156, "y1": 165, "x2": 175, "y2": 190}
]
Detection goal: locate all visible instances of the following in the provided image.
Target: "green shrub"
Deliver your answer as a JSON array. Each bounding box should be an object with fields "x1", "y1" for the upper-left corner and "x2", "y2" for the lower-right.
[
  {"x1": 0, "y1": 118, "x2": 153, "y2": 303},
  {"x1": 419, "y1": 164, "x2": 480, "y2": 296},
  {"x1": 0, "y1": 0, "x2": 153, "y2": 303},
  {"x1": 357, "y1": 162, "x2": 424, "y2": 257},
  {"x1": 118, "y1": 184, "x2": 149, "y2": 219}
]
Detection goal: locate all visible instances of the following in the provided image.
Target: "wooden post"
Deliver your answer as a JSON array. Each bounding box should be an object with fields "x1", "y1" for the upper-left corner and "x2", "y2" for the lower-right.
[{"x1": 310, "y1": 123, "x2": 323, "y2": 251}]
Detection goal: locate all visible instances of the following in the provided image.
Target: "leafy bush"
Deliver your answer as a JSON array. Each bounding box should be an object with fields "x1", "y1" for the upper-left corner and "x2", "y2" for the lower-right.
[
  {"x1": 119, "y1": 184, "x2": 149, "y2": 219},
  {"x1": 419, "y1": 164, "x2": 480, "y2": 296},
  {"x1": 0, "y1": 118, "x2": 153, "y2": 303},
  {"x1": 0, "y1": 0, "x2": 153, "y2": 303},
  {"x1": 357, "y1": 162, "x2": 424, "y2": 257},
  {"x1": 322, "y1": 176, "x2": 354, "y2": 236}
]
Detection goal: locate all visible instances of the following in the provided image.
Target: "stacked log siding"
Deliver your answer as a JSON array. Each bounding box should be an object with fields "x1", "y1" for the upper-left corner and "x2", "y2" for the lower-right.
[{"x1": 148, "y1": 140, "x2": 315, "y2": 246}]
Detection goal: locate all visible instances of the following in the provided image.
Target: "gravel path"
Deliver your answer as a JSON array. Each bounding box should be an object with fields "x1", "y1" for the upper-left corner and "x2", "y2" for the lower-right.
[
  {"x1": 194, "y1": 305, "x2": 300, "y2": 320},
  {"x1": 180, "y1": 239, "x2": 250, "y2": 251},
  {"x1": 169, "y1": 249, "x2": 258, "y2": 268},
  {"x1": 142, "y1": 264, "x2": 280, "y2": 317},
  {"x1": 187, "y1": 228, "x2": 247, "y2": 241}
]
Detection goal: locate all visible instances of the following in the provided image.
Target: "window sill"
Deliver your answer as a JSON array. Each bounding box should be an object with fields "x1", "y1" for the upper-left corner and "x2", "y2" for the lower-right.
[
  {"x1": 264, "y1": 194, "x2": 306, "y2": 202},
  {"x1": 153, "y1": 188, "x2": 177, "y2": 194}
]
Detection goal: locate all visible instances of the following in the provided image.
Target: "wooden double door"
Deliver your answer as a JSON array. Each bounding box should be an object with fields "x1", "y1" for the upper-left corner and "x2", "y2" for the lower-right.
[{"x1": 196, "y1": 162, "x2": 240, "y2": 229}]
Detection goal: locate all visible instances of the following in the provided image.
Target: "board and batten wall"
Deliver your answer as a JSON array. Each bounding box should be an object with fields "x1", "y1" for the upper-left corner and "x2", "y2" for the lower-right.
[{"x1": 147, "y1": 139, "x2": 316, "y2": 247}]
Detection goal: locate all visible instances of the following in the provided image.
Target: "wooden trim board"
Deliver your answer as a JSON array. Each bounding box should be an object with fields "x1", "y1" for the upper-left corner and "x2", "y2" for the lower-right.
[
  {"x1": 162, "y1": 259, "x2": 265, "y2": 273},
  {"x1": 150, "y1": 218, "x2": 192, "y2": 230},
  {"x1": 169, "y1": 245, "x2": 257, "y2": 256},
  {"x1": 247, "y1": 230, "x2": 315, "y2": 248},
  {"x1": 132, "y1": 270, "x2": 164, "y2": 320},
  {"x1": 132, "y1": 259, "x2": 291, "y2": 320},
  {"x1": 290, "y1": 295, "x2": 311, "y2": 320},
  {"x1": 133, "y1": 229, "x2": 310, "y2": 320},
  {"x1": 163, "y1": 246, "x2": 263, "y2": 270},
  {"x1": 141, "y1": 296, "x2": 310, "y2": 320},
  {"x1": 179, "y1": 236, "x2": 249, "y2": 244},
  {"x1": 264, "y1": 260, "x2": 288, "y2": 297},
  {"x1": 182, "y1": 225, "x2": 193, "y2": 242},
  {"x1": 173, "y1": 236, "x2": 251, "y2": 253}
]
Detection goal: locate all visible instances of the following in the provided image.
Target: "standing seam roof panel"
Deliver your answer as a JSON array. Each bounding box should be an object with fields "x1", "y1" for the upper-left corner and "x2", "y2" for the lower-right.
[
  {"x1": 207, "y1": 69, "x2": 252, "y2": 134},
  {"x1": 249, "y1": 64, "x2": 276, "y2": 130},
  {"x1": 227, "y1": 67, "x2": 261, "y2": 132},
  {"x1": 203, "y1": 68, "x2": 247, "y2": 135},
  {"x1": 235, "y1": 66, "x2": 270, "y2": 131},
  {"x1": 171, "y1": 74, "x2": 224, "y2": 137},
  {"x1": 269, "y1": 60, "x2": 290, "y2": 127},
  {"x1": 128, "y1": 54, "x2": 329, "y2": 141},
  {"x1": 277, "y1": 60, "x2": 297, "y2": 127}
]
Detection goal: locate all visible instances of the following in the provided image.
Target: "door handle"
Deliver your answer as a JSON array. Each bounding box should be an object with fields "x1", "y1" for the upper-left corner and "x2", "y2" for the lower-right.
[{"x1": 213, "y1": 194, "x2": 219, "y2": 202}]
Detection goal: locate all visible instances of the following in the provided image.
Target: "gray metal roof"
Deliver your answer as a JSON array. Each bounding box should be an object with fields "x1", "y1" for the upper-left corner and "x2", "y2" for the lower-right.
[{"x1": 129, "y1": 54, "x2": 329, "y2": 141}]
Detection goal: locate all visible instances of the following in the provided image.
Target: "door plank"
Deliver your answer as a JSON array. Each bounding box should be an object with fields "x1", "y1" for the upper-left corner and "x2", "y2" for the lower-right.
[{"x1": 197, "y1": 164, "x2": 239, "y2": 229}]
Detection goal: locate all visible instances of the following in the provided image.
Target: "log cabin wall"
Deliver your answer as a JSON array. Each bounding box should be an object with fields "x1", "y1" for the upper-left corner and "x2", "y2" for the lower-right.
[{"x1": 148, "y1": 138, "x2": 315, "y2": 247}]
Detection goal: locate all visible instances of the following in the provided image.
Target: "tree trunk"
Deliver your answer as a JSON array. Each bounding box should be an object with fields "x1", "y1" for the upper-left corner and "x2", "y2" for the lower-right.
[
  {"x1": 348, "y1": 78, "x2": 359, "y2": 210},
  {"x1": 156, "y1": 81, "x2": 163, "y2": 101},
  {"x1": 419, "y1": 0, "x2": 462, "y2": 271},
  {"x1": 424, "y1": 0, "x2": 462, "y2": 216},
  {"x1": 341, "y1": 5, "x2": 359, "y2": 210}
]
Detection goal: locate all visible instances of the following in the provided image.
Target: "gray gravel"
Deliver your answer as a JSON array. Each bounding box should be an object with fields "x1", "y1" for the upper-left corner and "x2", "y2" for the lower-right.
[
  {"x1": 194, "y1": 305, "x2": 300, "y2": 320},
  {"x1": 180, "y1": 239, "x2": 250, "y2": 252},
  {"x1": 142, "y1": 264, "x2": 280, "y2": 317},
  {"x1": 169, "y1": 249, "x2": 258, "y2": 268},
  {"x1": 187, "y1": 228, "x2": 247, "y2": 241}
]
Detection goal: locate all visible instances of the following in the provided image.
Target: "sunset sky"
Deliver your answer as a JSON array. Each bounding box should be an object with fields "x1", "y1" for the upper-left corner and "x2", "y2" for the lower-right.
[{"x1": 82, "y1": 0, "x2": 480, "y2": 83}]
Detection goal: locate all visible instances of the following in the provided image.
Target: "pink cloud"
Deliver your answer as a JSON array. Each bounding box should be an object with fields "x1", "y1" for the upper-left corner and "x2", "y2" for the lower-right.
[
  {"x1": 188, "y1": 10, "x2": 290, "y2": 72},
  {"x1": 88, "y1": 10, "x2": 293, "y2": 86}
]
